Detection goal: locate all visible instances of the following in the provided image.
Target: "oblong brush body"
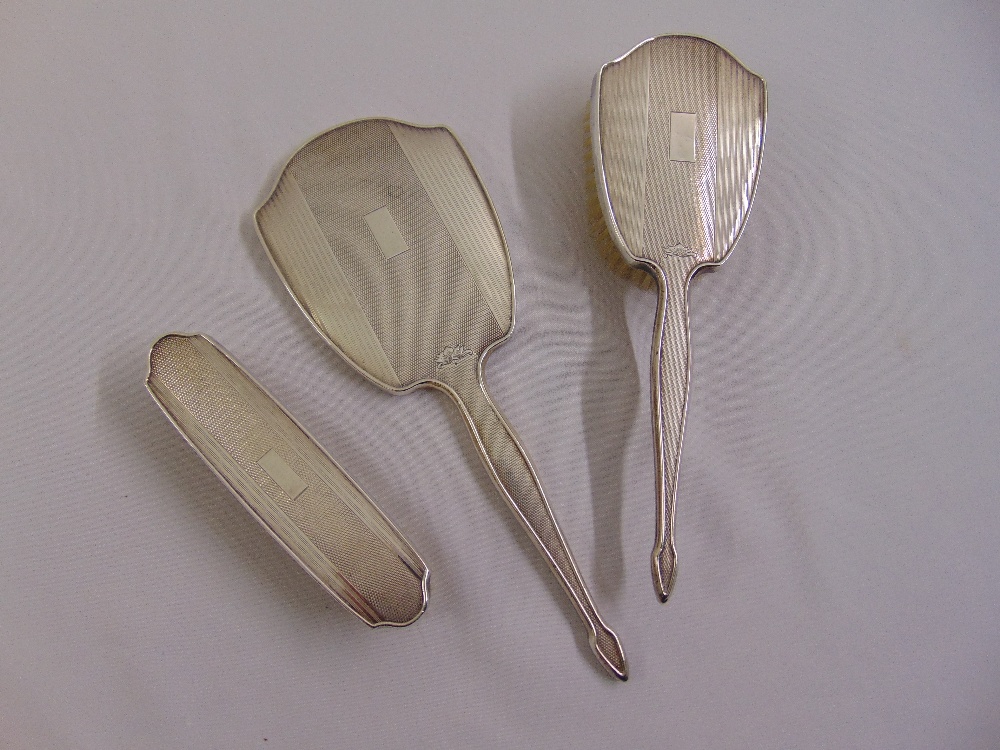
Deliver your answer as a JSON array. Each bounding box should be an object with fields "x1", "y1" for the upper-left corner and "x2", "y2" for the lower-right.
[{"x1": 147, "y1": 333, "x2": 429, "y2": 627}]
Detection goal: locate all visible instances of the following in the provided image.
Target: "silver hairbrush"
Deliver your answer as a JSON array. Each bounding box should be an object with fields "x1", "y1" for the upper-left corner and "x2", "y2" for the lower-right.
[{"x1": 591, "y1": 35, "x2": 766, "y2": 601}]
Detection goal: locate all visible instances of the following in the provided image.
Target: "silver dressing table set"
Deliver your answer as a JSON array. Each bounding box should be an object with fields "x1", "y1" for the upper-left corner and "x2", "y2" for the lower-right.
[{"x1": 147, "y1": 34, "x2": 767, "y2": 681}]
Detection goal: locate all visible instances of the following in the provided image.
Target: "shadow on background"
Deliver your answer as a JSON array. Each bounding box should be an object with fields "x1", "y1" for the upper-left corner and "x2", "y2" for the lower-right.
[{"x1": 511, "y1": 76, "x2": 645, "y2": 601}]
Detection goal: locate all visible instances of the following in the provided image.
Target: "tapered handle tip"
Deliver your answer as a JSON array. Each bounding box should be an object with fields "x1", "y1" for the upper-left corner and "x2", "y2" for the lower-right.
[
  {"x1": 652, "y1": 544, "x2": 678, "y2": 603},
  {"x1": 591, "y1": 624, "x2": 628, "y2": 681}
]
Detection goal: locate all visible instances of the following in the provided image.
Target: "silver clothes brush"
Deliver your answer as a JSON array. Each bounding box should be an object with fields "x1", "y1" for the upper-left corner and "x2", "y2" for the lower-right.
[{"x1": 147, "y1": 333, "x2": 429, "y2": 626}]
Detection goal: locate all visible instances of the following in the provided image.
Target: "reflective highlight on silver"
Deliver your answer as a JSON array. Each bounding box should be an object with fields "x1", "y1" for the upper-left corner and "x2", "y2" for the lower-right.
[
  {"x1": 146, "y1": 333, "x2": 429, "y2": 627},
  {"x1": 591, "y1": 35, "x2": 766, "y2": 601},
  {"x1": 256, "y1": 118, "x2": 627, "y2": 680}
]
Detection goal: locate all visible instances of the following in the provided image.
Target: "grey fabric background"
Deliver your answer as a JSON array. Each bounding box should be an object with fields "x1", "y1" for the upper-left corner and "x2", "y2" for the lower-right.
[{"x1": 2, "y1": 1, "x2": 998, "y2": 747}]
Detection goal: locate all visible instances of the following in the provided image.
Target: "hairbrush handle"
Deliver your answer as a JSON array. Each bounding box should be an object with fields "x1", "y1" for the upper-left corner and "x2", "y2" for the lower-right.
[
  {"x1": 440, "y1": 363, "x2": 627, "y2": 681},
  {"x1": 649, "y1": 255, "x2": 699, "y2": 602}
]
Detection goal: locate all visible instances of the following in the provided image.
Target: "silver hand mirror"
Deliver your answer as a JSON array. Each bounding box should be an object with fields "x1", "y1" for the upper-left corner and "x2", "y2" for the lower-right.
[
  {"x1": 591, "y1": 35, "x2": 766, "y2": 601},
  {"x1": 255, "y1": 118, "x2": 626, "y2": 680}
]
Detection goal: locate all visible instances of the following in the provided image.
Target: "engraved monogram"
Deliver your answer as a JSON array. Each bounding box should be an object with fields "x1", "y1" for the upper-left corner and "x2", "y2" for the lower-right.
[
  {"x1": 435, "y1": 345, "x2": 475, "y2": 369},
  {"x1": 663, "y1": 244, "x2": 698, "y2": 258}
]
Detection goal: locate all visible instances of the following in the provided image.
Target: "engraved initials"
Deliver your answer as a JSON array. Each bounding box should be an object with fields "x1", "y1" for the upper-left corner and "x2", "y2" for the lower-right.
[{"x1": 435, "y1": 345, "x2": 475, "y2": 369}]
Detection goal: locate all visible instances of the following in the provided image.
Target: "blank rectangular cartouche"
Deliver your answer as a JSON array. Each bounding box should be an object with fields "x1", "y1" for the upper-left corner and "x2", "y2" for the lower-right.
[
  {"x1": 257, "y1": 449, "x2": 308, "y2": 499},
  {"x1": 364, "y1": 206, "x2": 409, "y2": 259},
  {"x1": 669, "y1": 112, "x2": 697, "y2": 162}
]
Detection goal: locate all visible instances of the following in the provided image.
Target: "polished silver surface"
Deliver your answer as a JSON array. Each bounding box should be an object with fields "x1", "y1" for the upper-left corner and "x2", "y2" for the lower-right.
[
  {"x1": 146, "y1": 333, "x2": 429, "y2": 627},
  {"x1": 256, "y1": 118, "x2": 627, "y2": 680},
  {"x1": 591, "y1": 35, "x2": 766, "y2": 601}
]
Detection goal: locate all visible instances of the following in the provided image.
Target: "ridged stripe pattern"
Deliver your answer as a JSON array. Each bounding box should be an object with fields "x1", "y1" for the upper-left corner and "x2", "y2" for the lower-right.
[
  {"x1": 714, "y1": 50, "x2": 766, "y2": 259},
  {"x1": 441, "y1": 360, "x2": 627, "y2": 679},
  {"x1": 270, "y1": 120, "x2": 505, "y2": 388},
  {"x1": 650, "y1": 256, "x2": 697, "y2": 595},
  {"x1": 596, "y1": 35, "x2": 764, "y2": 265},
  {"x1": 388, "y1": 121, "x2": 512, "y2": 331},
  {"x1": 596, "y1": 42, "x2": 650, "y2": 260},
  {"x1": 257, "y1": 173, "x2": 401, "y2": 387},
  {"x1": 643, "y1": 37, "x2": 719, "y2": 262},
  {"x1": 146, "y1": 334, "x2": 428, "y2": 626}
]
